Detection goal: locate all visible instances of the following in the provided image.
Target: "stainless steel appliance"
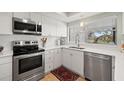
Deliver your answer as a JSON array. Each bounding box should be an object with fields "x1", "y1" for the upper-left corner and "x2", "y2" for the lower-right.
[
  {"x1": 60, "y1": 37, "x2": 67, "y2": 45},
  {"x1": 13, "y1": 17, "x2": 42, "y2": 35},
  {"x1": 13, "y1": 40, "x2": 45, "y2": 81},
  {"x1": 0, "y1": 46, "x2": 4, "y2": 52},
  {"x1": 84, "y1": 52, "x2": 115, "y2": 81}
]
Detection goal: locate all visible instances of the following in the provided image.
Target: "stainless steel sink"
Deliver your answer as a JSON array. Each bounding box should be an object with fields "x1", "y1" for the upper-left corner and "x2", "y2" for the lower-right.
[{"x1": 69, "y1": 46, "x2": 85, "y2": 49}]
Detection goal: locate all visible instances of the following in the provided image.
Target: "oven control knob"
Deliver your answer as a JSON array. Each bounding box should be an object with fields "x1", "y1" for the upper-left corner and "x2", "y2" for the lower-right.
[{"x1": 18, "y1": 42, "x2": 20, "y2": 44}]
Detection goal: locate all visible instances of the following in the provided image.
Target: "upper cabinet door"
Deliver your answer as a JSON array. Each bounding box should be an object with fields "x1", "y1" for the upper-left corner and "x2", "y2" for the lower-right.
[
  {"x1": 30, "y1": 12, "x2": 42, "y2": 24},
  {"x1": 42, "y1": 16, "x2": 57, "y2": 36},
  {"x1": 13, "y1": 12, "x2": 30, "y2": 19},
  {"x1": 42, "y1": 16, "x2": 51, "y2": 36},
  {"x1": 57, "y1": 21, "x2": 67, "y2": 37},
  {"x1": 42, "y1": 15, "x2": 67, "y2": 37},
  {"x1": 122, "y1": 13, "x2": 124, "y2": 34},
  {"x1": 0, "y1": 12, "x2": 12, "y2": 35}
]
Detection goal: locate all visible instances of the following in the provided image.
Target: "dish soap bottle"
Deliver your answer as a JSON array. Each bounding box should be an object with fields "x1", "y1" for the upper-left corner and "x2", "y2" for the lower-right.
[{"x1": 121, "y1": 43, "x2": 124, "y2": 53}]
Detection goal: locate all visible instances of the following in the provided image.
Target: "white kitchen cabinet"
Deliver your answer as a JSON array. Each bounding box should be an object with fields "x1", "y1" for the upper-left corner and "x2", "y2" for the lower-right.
[
  {"x1": 0, "y1": 76, "x2": 12, "y2": 81},
  {"x1": 0, "y1": 56, "x2": 12, "y2": 81},
  {"x1": 42, "y1": 15, "x2": 67, "y2": 37},
  {"x1": 42, "y1": 16, "x2": 49, "y2": 36},
  {"x1": 45, "y1": 48, "x2": 84, "y2": 76},
  {"x1": 122, "y1": 13, "x2": 124, "y2": 34},
  {"x1": 45, "y1": 50, "x2": 54, "y2": 73},
  {"x1": 45, "y1": 49, "x2": 62, "y2": 73},
  {"x1": 115, "y1": 54, "x2": 124, "y2": 81},
  {"x1": 71, "y1": 50, "x2": 84, "y2": 76},
  {"x1": 56, "y1": 21, "x2": 67, "y2": 37},
  {"x1": 62, "y1": 49, "x2": 72, "y2": 70},
  {"x1": 42, "y1": 16, "x2": 57, "y2": 36},
  {"x1": 62, "y1": 48, "x2": 84, "y2": 76},
  {"x1": 53, "y1": 49, "x2": 62, "y2": 69},
  {"x1": 0, "y1": 12, "x2": 12, "y2": 35},
  {"x1": 30, "y1": 12, "x2": 42, "y2": 24},
  {"x1": 13, "y1": 12, "x2": 30, "y2": 19}
]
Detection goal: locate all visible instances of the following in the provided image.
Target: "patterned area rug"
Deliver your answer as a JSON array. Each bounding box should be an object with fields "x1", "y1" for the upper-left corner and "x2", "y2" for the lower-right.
[{"x1": 51, "y1": 66, "x2": 79, "y2": 81}]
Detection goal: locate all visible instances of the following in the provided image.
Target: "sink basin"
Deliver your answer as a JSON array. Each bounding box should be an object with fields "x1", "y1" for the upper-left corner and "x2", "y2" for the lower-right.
[{"x1": 69, "y1": 46, "x2": 85, "y2": 49}]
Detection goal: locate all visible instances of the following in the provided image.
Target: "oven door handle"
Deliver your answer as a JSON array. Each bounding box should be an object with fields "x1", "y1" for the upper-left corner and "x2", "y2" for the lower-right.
[{"x1": 14, "y1": 52, "x2": 45, "y2": 59}]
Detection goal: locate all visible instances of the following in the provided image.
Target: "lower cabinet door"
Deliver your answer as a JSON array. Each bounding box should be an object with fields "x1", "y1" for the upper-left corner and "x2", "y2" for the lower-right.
[
  {"x1": 0, "y1": 62, "x2": 12, "y2": 81},
  {"x1": 53, "y1": 49, "x2": 62, "y2": 69},
  {"x1": 62, "y1": 49, "x2": 72, "y2": 70},
  {"x1": 71, "y1": 51, "x2": 84, "y2": 76},
  {"x1": 0, "y1": 76, "x2": 12, "y2": 81}
]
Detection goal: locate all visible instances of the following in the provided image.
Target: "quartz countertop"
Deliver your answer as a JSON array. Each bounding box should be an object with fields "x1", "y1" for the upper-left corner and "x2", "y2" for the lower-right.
[
  {"x1": 44, "y1": 45, "x2": 123, "y2": 57},
  {"x1": 0, "y1": 50, "x2": 13, "y2": 58},
  {"x1": 62, "y1": 47, "x2": 123, "y2": 56},
  {"x1": 42, "y1": 45, "x2": 69, "y2": 51}
]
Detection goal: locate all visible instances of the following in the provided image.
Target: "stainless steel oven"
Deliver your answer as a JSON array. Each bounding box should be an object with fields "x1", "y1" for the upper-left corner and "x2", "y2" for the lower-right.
[{"x1": 13, "y1": 41, "x2": 45, "y2": 81}]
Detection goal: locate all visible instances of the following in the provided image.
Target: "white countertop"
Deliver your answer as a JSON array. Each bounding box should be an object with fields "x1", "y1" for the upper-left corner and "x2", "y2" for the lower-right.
[
  {"x1": 43, "y1": 45, "x2": 69, "y2": 50},
  {"x1": 83, "y1": 48, "x2": 122, "y2": 56},
  {"x1": 0, "y1": 45, "x2": 123, "y2": 58},
  {"x1": 44, "y1": 45, "x2": 124, "y2": 57},
  {"x1": 0, "y1": 50, "x2": 13, "y2": 58},
  {"x1": 64, "y1": 47, "x2": 121, "y2": 56}
]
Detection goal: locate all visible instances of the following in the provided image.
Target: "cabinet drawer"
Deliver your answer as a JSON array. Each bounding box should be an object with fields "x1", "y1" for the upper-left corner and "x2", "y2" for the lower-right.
[
  {"x1": 0, "y1": 62, "x2": 12, "y2": 79},
  {"x1": 0, "y1": 56, "x2": 12, "y2": 65}
]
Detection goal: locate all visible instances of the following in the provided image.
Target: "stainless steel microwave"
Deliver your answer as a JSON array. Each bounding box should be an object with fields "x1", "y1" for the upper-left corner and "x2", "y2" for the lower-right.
[{"x1": 12, "y1": 17, "x2": 42, "y2": 35}]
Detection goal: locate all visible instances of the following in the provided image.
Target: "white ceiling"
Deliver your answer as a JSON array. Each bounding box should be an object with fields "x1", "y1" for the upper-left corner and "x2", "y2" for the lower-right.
[
  {"x1": 63, "y1": 12, "x2": 81, "y2": 17},
  {"x1": 42, "y1": 12, "x2": 102, "y2": 23}
]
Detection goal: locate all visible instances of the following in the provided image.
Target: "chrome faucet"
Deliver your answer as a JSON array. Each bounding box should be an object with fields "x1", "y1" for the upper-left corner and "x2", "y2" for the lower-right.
[
  {"x1": 77, "y1": 38, "x2": 80, "y2": 48},
  {"x1": 75, "y1": 34, "x2": 80, "y2": 48}
]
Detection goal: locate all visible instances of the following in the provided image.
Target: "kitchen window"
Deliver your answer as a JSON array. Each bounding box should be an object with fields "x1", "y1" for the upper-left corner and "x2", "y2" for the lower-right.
[{"x1": 68, "y1": 26, "x2": 85, "y2": 44}]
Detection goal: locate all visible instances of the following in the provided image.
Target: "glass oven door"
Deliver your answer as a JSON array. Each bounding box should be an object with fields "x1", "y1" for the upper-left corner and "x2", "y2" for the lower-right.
[
  {"x1": 19, "y1": 55, "x2": 42, "y2": 74},
  {"x1": 13, "y1": 52, "x2": 45, "y2": 81}
]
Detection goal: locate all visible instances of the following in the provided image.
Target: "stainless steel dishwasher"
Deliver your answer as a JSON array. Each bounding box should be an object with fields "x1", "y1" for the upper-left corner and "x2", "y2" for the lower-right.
[{"x1": 84, "y1": 52, "x2": 114, "y2": 81}]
